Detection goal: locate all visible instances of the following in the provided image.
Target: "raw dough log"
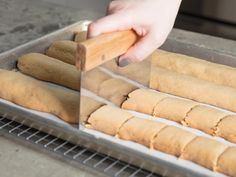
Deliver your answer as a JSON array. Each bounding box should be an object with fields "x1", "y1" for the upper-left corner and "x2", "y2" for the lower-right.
[
  {"x1": 98, "y1": 78, "x2": 138, "y2": 106},
  {"x1": 87, "y1": 105, "x2": 133, "y2": 136},
  {"x1": 216, "y1": 147, "x2": 236, "y2": 177},
  {"x1": 181, "y1": 136, "x2": 228, "y2": 170},
  {"x1": 74, "y1": 31, "x2": 87, "y2": 43},
  {"x1": 80, "y1": 96, "x2": 104, "y2": 124},
  {"x1": 103, "y1": 57, "x2": 150, "y2": 86},
  {"x1": 152, "y1": 50, "x2": 236, "y2": 89},
  {"x1": 185, "y1": 105, "x2": 228, "y2": 135},
  {"x1": 122, "y1": 89, "x2": 168, "y2": 115},
  {"x1": 150, "y1": 67, "x2": 236, "y2": 112},
  {"x1": 0, "y1": 69, "x2": 80, "y2": 123},
  {"x1": 154, "y1": 97, "x2": 199, "y2": 123},
  {"x1": 46, "y1": 40, "x2": 77, "y2": 65},
  {"x1": 17, "y1": 53, "x2": 80, "y2": 90},
  {"x1": 153, "y1": 126, "x2": 196, "y2": 157},
  {"x1": 83, "y1": 68, "x2": 112, "y2": 93},
  {"x1": 118, "y1": 117, "x2": 166, "y2": 147},
  {"x1": 216, "y1": 115, "x2": 236, "y2": 143}
]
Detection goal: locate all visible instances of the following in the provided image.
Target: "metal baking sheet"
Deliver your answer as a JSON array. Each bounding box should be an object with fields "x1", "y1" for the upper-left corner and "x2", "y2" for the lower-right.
[{"x1": 0, "y1": 20, "x2": 236, "y2": 177}]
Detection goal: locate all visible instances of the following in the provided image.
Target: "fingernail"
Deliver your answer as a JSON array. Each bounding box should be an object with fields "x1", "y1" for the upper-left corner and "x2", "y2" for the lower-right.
[{"x1": 118, "y1": 58, "x2": 130, "y2": 67}]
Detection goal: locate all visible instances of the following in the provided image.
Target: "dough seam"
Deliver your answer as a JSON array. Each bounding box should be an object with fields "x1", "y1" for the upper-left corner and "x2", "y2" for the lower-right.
[
  {"x1": 83, "y1": 103, "x2": 106, "y2": 125},
  {"x1": 179, "y1": 136, "x2": 198, "y2": 159},
  {"x1": 96, "y1": 77, "x2": 113, "y2": 94},
  {"x1": 181, "y1": 105, "x2": 201, "y2": 126},
  {"x1": 213, "y1": 115, "x2": 230, "y2": 136},
  {"x1": 120, "y1": 88, "x2": 140, "y2": 108},
  {"x1": 115, "y1": 116, "x2": 135, "y2": 138},
  {"x1": 150, "y1": 125, "x2": 169, "y2": 149},
  {"x1": 152, "y1": 96, "x2": 171, "y2": 117},
  {"x1": 213, "y1": 146, "x2": 229, "y2": 171}
]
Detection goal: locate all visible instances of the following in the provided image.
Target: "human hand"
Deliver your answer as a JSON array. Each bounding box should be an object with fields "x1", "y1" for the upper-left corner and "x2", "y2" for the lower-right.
[{"x1": 88, "y1": 0, "x2": 182, "y2": 67}]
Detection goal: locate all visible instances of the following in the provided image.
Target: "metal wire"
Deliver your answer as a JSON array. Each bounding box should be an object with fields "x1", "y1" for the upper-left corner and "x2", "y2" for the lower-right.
[{"x1": 0, "y1": 117, "x2": 161, "y2": 177}]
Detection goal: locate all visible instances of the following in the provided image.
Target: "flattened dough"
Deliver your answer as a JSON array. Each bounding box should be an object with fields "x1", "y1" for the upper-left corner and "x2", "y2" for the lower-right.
[
  {"x1": 216, "y1": 115, "x2": 236, "y2": 143},
  {"x1": 216, "y1": 147, "x2": 236, "y2": 177},
  {"x1": 0, "y1": 69, "x2": 79, "y2": 123},
  {"x1": 83, "y1": 68, "x2": 112, "y2": 93},
  {"x1": 153, "y1": 126, "x2": 196, "y2": 157},
  {"x1": 152, "y1": 50, "x2": 236, "y2": 89},
  {"x1": 46, "y1": 40, "x2": 76, "y2": 65},
  {"x1": 154, "y1": 97, "x2": 199, "y2": 123},
  {"x1": 181, "y1": 136, "x2": 227, "y2": 170},
  {"x1": 118, "y1": 118, "x2": 166, "y2": 147},
  {"x1": 150, "y1": 67, "x2": 236, "y2": 112},
  {"x1": 122, "y1": 89, "x2": 168, "y2": 115},
  {"x1": 17, "y1": 53, "x2": 80, "y2": 90},
  {"x1": 74, "y1": 31, "x2": 87, "y2": 42},
  {"x1": 98, "y1": 78, "x2": 138, "y2": 106},
  {"x1": 185, "y1": 105, "x2": 228, "y2": 135},
  {"x1": 88, "y1": 105, "x2": 133, "y2": 136}
]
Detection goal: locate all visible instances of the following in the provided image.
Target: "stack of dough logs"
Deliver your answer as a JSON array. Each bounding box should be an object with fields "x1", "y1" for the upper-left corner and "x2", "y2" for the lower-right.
[{"x1": 0, "y1": 30, "x2": 234, "y2": 176}]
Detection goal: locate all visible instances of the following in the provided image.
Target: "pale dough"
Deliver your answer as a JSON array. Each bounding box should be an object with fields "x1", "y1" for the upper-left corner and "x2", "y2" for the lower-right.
[
  {"x1": 82, "y1": 68, "x2": 112, "y2": 93},
  {"x1": 17, "y1": 53, "x2": 80, "y2": 90},
  {"x1": 216, "y1": 147, "x2": 236, "y2": 177},
  {"x1": 181, "y1": 136, "x2": 228, "y2": 170},
  {"x1": 87, "y1": 105, "x2": 133, "y2": 136},
  {"x1": 150, "y1": 67, "x2": 236, "y2": 112},
  {"x1": 153, "y1": 126, "x2": 196, "y2": 157},
  {"x1": 154, "y1": 97, "x2": 199, "y2": 123},
  {"x1": 185, "y1": 105, "x2": 228, "y2": 135},
  {"x1": 46, "y1": 40, "x2": 77, "y2": 65},
  {"x1": 98, "y1": 78, "x2": 138, "y2": 106},
  {"x1": 74, "y1": 31, "x2": 87, "y2": 43},
  {"x1": 0, "y1": 69, "x2": 80, "y2": 123},
  {"x1": 118, "y1": 117, "x2": 166, "y2": 147},
  {"x1": 122, "y1": 89, "x2": 168, "y2": 115},
  {"x1": 152, "y1": 50, "x2": 236, "y2": 89},
  {"x1": 216, "y1": 115, "x2": 236, "y2": 143}
]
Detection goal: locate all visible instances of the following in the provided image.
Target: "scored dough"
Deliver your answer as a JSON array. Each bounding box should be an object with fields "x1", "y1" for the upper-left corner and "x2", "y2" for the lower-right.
[
  {"x1": 150, "y1": 67, "x2": 236, "y2": 112},
  {"x1": 98, "y1": 78, "x2": 138, "y2": 106},
  {"x1": 118, "y1": 117, "x2": 167, "y2": 147},
  {"x1": 153, "y1": 126, "x2": 196, "y2": 157},
  {"x1": 181, "y1": 136, "x2": 228, "y2": 170},
  {"x1": 154, "y1": 97, "x2": 199, "y2": 123},
  {"x1": 216, "y1": 147, "x2": 236, "y2": 177},
  {"x1": 122, "y1": 89, "x2": 168, "y2": 115},
  {"x1": 184, "y1": 105, "x2": 228, "y2": 135},
  {"x1": 46, "y1": 40, "x2": 77, "y2": 65},
  {"x1": 215, "y1": 115, "x2": 236, "y2": 143},
  {"x1": 0, "y1": 69, "x2": 79, "y2": 123},
  {"x1": 17, "y1": 53, "x2": 80, "y2": 90},
  {"x1": 152, "y1": 50, "x2": 236, "y2": 89},
  {"x1": 82, "y1": 68, "x2": 112, "y2": 93},
  {"x1": 74, "y1": 31, "x2": 87, "y2": 43},
  {"x1": 87, "y1": 105, "x2": 133, "y2": 136}
]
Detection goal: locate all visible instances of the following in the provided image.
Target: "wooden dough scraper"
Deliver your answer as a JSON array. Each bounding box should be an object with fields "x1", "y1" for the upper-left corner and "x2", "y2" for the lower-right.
[{"x1": 76, "y1": 30, "x2": 138, "y2": 126}]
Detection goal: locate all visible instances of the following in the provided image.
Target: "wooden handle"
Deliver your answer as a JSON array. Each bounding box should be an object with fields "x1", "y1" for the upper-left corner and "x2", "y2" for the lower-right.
[{"x1": 76, "y1": 30, "x2": 138, "y2": 71}]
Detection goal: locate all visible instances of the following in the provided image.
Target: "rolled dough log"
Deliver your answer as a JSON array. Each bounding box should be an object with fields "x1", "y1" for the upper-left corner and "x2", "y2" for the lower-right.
[
  {"x1": 152, "y1": 50, "x2": 236, "y2": 89},
  {"x1": 153, "y1": 126, "x2": 196, "y2": 157},
  {"x1": 216, "y1": 147, "x2": 236, "y2": 177},
  {"x1": 98, "y1": 78, "x2": 138, "y2": 106},
  {"x1": 118, "y1": 117, "x2": 167, "y2": 147},
  {"x1": 0, "y1": 69, "x2": 80, "y2": 123},
  {"x1": 103, "y1": 57, "x2": 151, "y2": 86},
  {"x1": 17, "y1": 53, "x2": 80, "y2": 90},
  {"x1": 154, "y1": 97, "x2": 199, "y2": 123},
  {"x1": 216, "y1": 115, "x2": 236, "y2": 143},
  {"x1": 46, "y1": 40, "x2": 76, "y2": 65},
  {"x1": 181, "y1": 136, "x2": 228, "y2": 170},
  {"x1": 122, "y1": 89, "x2": 168, "y2": 115},
  {"x1": 87, "y1": 105, "x2": 133, "y2": 136},
  {"x1": 150, "y1": 67, "x2": 236, "y2": 112},
  {"x1": 185, "y1": 105, "x2": 228, "y2": 135},
  {"x1": 83, "y1": 68, "x2": 112, "y2": 93},
  {"x1": 74, "y1": 31, "x2": 87, "y2": 43}
]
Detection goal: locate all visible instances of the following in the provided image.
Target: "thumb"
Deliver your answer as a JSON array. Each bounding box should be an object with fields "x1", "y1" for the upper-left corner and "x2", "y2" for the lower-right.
[
  {"x1": 118, "y1": 32, "x2": 165, "y2": 67},
  {"x1": 88, "y1": 13, "x2": 132, "y2": 38}
]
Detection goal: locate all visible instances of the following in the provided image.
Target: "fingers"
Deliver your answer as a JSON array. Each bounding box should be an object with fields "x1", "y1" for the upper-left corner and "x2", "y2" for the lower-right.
[
  {"x1": 88, "y1": 13, "x2": 132, "y2": 38},
  {"x1": 118, "y1": 31, "x2": 165, "y2": 67}
]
